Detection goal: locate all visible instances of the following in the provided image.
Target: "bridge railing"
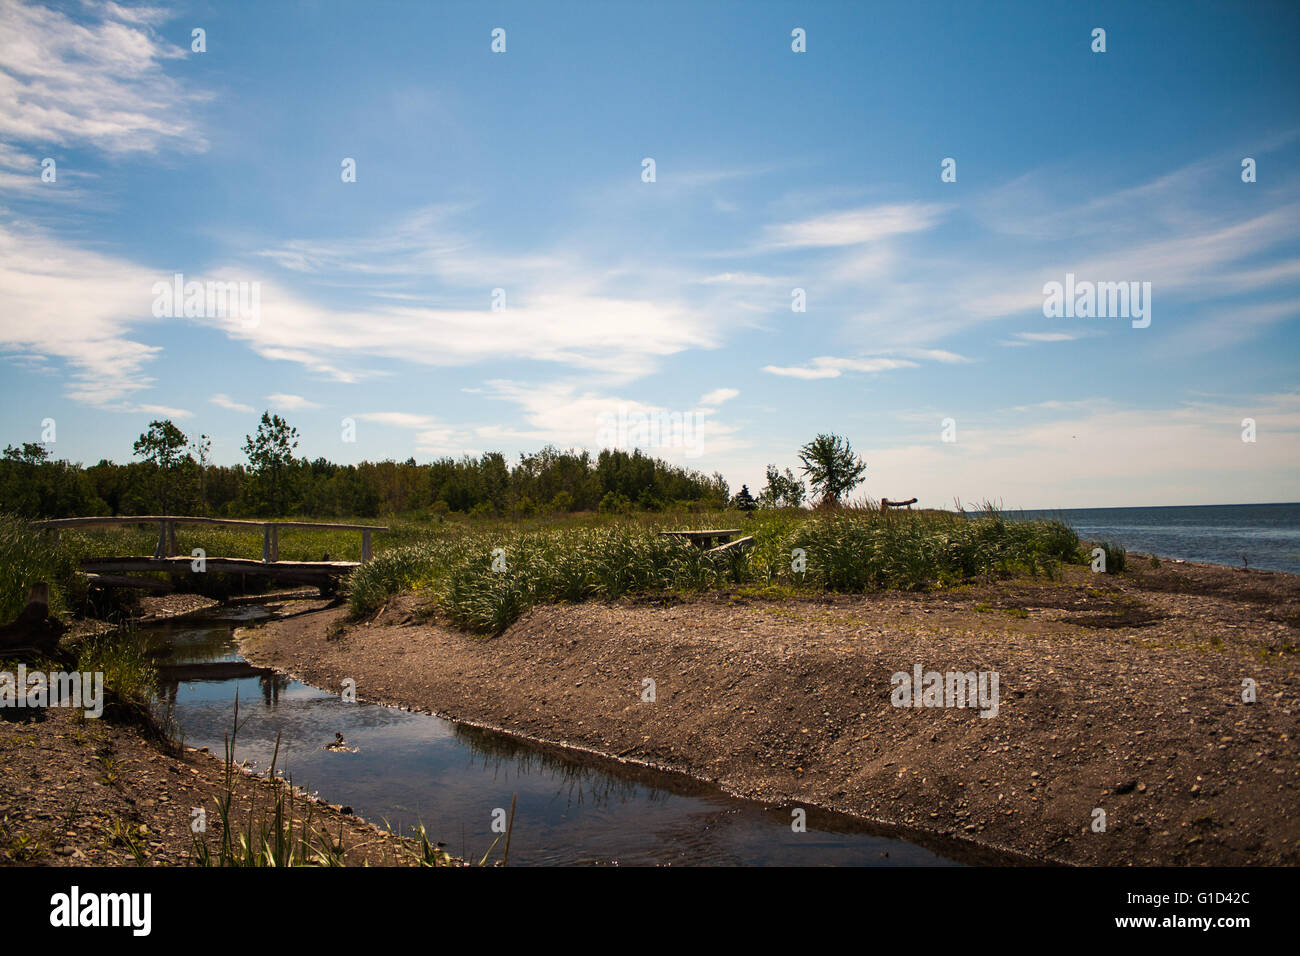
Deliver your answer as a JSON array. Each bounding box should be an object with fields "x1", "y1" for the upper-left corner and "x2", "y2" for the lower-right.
[{"x1": 31, "y1": 516, "x2": 389, "y2": 564}]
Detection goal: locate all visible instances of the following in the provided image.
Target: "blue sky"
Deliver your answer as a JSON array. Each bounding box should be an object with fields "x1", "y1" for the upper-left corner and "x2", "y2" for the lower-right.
[{"x1": 1, "y1": 0, "x2": 1298, "y2": 508}]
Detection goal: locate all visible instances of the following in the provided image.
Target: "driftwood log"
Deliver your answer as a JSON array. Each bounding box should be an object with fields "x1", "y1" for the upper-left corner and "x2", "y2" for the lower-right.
[
  {"x1": 707, "y1": 535, "x2": 754, "y2": 555},
  {"x1": 0, "y1": 583, "x2": 69, "y2": 662},
  {"x1": 881, "y1": 497, "x2": 918, "y2": 509}
]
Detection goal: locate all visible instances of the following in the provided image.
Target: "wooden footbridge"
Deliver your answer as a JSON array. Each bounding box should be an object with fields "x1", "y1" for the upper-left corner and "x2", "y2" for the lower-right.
[{"x1": 33, "y1": 516, "x2": 387, "y2": 593}]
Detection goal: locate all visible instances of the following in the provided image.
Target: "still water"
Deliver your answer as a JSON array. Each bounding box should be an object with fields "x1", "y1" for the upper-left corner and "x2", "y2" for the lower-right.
[{"x1": 149, "y1": 607, "x2": 965, "y2": 866}]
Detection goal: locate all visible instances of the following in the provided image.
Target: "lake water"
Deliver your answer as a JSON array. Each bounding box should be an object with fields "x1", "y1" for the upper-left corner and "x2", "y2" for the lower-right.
[
  {"x1": 148, "y1": 608, "x2": 969, "y2": 866},
  {"x1": 1016, "y1": 502, "x2": 1300, "y2": 575}
]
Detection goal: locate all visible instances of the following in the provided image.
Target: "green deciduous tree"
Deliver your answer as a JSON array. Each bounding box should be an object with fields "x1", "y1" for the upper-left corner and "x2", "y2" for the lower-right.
[
  {"x1": 759, "y1": 464, "x2": 806, "y2": 509},
  {"x1": 4, "y1": 443, "x2": 49, "y2": 466},
  {"x1": 133, "y1": 420, "x2": 190, "y2": 514},
  {"x1": 242, "y1": 412, "x2": 300, "y2": 515},
  {"x1": 797, "y1": 433, "x2": 866, "y2": 505},
  {"x1": 190, "y1": 433, "x2": 212, "y2": 512}
]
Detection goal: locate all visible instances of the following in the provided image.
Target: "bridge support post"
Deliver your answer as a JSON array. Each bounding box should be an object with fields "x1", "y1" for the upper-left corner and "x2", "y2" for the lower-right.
[
  {"x1": 362, "y1": 529, "x2": 372, "y2": 564},
  {"x1": 262, "y1": 525, "x2": 271, "y2": 563},
  {"x1": 168, "y1": 521, "x2": 178, "y2": 557},
  {"x1": 153, "y1": 521, "x2": 167, "y2": 560},
  {"x1": 271, "y1": 525, "x2": 279, "y2": 562}
]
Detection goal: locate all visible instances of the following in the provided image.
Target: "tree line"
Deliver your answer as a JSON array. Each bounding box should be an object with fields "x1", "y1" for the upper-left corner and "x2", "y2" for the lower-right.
[
  {"x1": 0, "y1": 414, "x2": 734, "y2": 519},
  {"x1": 2, "y1": 412, "x2": 869, "y2": 519}
]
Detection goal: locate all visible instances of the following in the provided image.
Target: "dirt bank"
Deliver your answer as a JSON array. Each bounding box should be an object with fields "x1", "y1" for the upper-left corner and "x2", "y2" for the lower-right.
[{"x1": 239, "y1": 559, "x2": 1300, "y2": 866}]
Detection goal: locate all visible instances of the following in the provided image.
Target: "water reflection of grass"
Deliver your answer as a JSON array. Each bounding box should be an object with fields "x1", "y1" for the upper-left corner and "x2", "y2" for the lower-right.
[{"x1": 455, "y1": 722, "x2": 679, "y2": 808}]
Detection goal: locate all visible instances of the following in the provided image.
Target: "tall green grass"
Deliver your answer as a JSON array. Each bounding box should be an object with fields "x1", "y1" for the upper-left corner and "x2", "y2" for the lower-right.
[
  {"x1": 192, "y1": 695, "x2": 466, "y2": 866},
  {"x1": 0, "y1": 512, "x2": 76, "y2": 621},
  {"x1": 791, "y1": 507, "x2": 1079, "y2": 591},
  {"x1": 348, "y1": 506, "x2": 1085, "y2": 633},
  {"x1": 1097, "y1": 540, "x2": 1127, "y2": 574},
  {"x1": 192, "y1": 697, "x2": 347, "y2": 867},
  {"x1": 75, "y1": 620, "x2": 167, "y2": 738}
]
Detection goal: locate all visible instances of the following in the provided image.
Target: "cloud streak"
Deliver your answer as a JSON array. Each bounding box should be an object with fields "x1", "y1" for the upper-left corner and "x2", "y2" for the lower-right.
[
  {"x1": 0, "y1": 1, "x2": 208, "y2": 155},
  {"x1": 760, "y1": 202, "x2": 948, "y2": 251}
]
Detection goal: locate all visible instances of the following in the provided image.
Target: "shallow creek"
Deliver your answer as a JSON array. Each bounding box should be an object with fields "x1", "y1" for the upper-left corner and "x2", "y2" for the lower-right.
[{"x1": 147, "y1": 606, "x2": 967, "y2": 866}]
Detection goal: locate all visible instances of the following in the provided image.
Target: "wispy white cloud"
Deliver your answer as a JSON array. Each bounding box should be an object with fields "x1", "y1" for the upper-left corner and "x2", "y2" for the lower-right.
[
  {"x1": 0, "y1": 203, "x2": 732, "y2": 411},
  {"x1": 1013, "y1": 332, "x2": 1083, "y2": 342},
  {"x1": 760, "y1": 202, "x2": 947, "y2": 250},
  {"x1": 0, "y1": 0, "x2": 208, "y2": 155},
  {"x1": 760, "y1": 347, "x2": 970, "y2": 381},
  {"x1": 134, "y1": 403, "x2": 192, "y2": 419},
  {"x1": 478, "y1": 379, "x2": 748, "y2": 461},
  {"x1": 0, "y1": 221, "x2": 162, "y2": 404},
  {"x1": 1007, "y1": 398, "x2": 1112, "y2": 414},
  {"x1": 759, "y1": 158, "x2": 1300, "y2": 354},
  {"x1": 762, "y1": 356, "x2": 919, "y2": 380},
  {"x1": 216, "y1": 283, "x2": 721, "y2": 385},
  {"x1": 239, "y1": 205, "x2": 736, "y2": 384},
  {"x1": 0, "y1": 141, "x2": 92, "y2": 197},
  {"x1": 266, "y1": 393, "x2": 322, "y2": 411},
  {"x1": 699, "y1": 387, "x2": 739, "y2": 405},
  {"x1": 210, "y1": 393, "x2": 254, "y2": 413},
  {"x1": 1173, "y1": 300, "x2": 1300, "y2": 352},
  {"x1": 354, "y1": 411, "x2": 438, "y2": 429},
  {"x1": 697, "y1": 271, "x2": 784, "y2": 287},
  {"x1": 352, "y1": 411, "x2": 471, "y2": 455},
  {"x1": 1001, "y1": 331, "x2": 1091, "y2": 347},
  {"x1": 349, "y1": 381, "x2": 748, "y2": 462},
  {"x1": 890, "y1": 347, "x2": 972, "y2": 364}
]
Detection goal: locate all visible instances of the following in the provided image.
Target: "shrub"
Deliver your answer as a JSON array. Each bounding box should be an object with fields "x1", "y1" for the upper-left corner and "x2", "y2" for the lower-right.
[
  {"x1": 1099, "y1": 541, "x2": 1127, "y2": 574},
  {"x1": 76, "y1": 621, "x2": 158, "y2": 729},
  {"x1": 598, "y1": 492, "x2": 631, "y2": 515}
]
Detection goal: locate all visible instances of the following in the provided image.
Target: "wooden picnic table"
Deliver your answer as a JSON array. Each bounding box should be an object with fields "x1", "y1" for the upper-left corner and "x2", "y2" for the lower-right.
[{"x1": 659, "y1": 529, "x2": 741, "y2": 550}]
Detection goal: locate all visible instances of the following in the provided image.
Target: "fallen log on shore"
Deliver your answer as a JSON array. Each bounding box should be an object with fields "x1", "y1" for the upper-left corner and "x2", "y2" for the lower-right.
[{"x1": 0, "y1": 583, "x2": 70, "y2": 662}]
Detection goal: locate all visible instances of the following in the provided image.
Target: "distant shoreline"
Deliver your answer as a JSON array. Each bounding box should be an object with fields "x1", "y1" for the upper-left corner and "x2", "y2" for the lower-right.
[{"x1": 1012, "y1": 501, "x2": 1300, "y2": 512}]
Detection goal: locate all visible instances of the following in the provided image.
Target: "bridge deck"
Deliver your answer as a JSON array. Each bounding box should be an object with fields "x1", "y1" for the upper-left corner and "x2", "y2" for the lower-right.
[{"x1": 81, "y1": 556, "x2": 359, "y2": 582}]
